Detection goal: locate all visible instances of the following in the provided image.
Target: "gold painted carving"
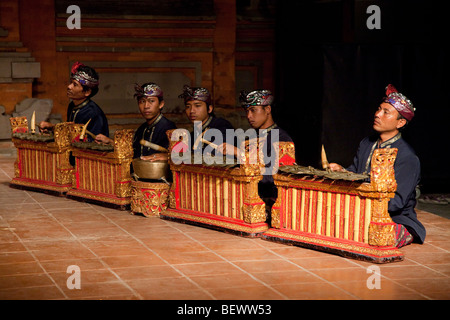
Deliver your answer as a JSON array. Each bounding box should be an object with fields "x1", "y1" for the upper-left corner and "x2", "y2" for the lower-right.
[
  {"x1": 368, "y1": 148, "x2": 398, "y2": 246},
  {"x1": 9, "y1": 117, "x2": 28, "y2": 133},
  {"x1": 131, "y1": 181, "x2": 170, "y2": 216},
  {"x1": 53, "y1": 122, "x2": 73, "y2": 148},
  {"x1": 276, "y1": 141, "x2": 296, "y2": 165},
  {"x1": 242, "y1": 175, "x2": 266, "y2": 224},
  {"x1": 113, "y1": 129, "x2": 135, "y2": 160},
  {"x1": 370, "y1": 148, "x2": 398, "y2": 193},
  {"x1": 271, "y1": 188, "x2": 282, "y2": 228},
  {"x1": 68, "y1": 122, "x2": 84, "y2": 141},
  {"x1": 168, "y1": 171, "x2": 177, "y2": 209}
]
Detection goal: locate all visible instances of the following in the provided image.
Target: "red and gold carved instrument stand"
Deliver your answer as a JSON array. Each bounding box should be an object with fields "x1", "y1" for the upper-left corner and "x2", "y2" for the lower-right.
[
  {"x1": 9, "y1": 117, "x2": 75, "y2": 195},
  {"x1": 162, "y1": 160, "x2": 268, "y2": 237},
  {"x1": 131, "y1": 180, "x2": 170, "y2": 217},
  {"x1": 66, "y1": 126, "x2": 134, "y2": 210},
  {"x1": 262, "y1": 148, "x2": 404, "y2": 263},
  {"x1": 160, "y1": 130, "x2": 296, "y2": 237}
]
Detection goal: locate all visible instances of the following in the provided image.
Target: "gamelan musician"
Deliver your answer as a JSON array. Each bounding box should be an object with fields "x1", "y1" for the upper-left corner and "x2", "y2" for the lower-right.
[
  {"x1": 39, "y1": 61, "x2": 109, "y2": 140},
  {"x1": 218, "y1": 89, "x2": 295, "y2": 221},
  {"x1": 178, "y1": 85, "x2": 234, "y2": 153},
  {"x1": 329, "y1": 84, "x2": 426, "y2": 248},
  {"x1": 96, "y1": 82, "x2": 177, "y2": 162}
]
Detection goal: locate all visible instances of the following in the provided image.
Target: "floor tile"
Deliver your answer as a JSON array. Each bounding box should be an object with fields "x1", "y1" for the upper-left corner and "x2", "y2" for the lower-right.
[
  {"x1": 378, "y1": 264, "x2": 448, "y2": 280},
  {"x1": 0, "y1": 157, "x2": 449, "y2": 300},
  {"x1": 112, "y1": 265, "x2": 181, "y2": 281},
  {"x1": 101, "y1": 254, "x2": 167, "y2": 269},
  {"x1": 288, "y1": 256, "x2": 358, "y2": 270},
  {"x1": 157, "y1": 250, "x2": 224, "y2": 265},
  {"x1": 272, "y1": 282, "x2": 357, "y2": 300},
  {"x1": 189, "y1": 273, "x2": 263, "y2": 289},
  {"x1": 60, "y1": 281, "x2": 138, "y2": 299},
  {"x1": 395, "y1": 278, "x2": 450, "y2": 298},
  {"x1": 0, "y1": 273, "x2": 55, "y2": 289},
  {"x1": 331, "y1": 280, "x2": 427, "y2": 300},
  {"x1": 206, "y1": 285, "x2": 286, "y2": 300},
  {"x1": 175, "y1": 261, "x2": 244, "y2": 277},
  {"x1": 0, "y1": 285, "x2": 66, "y2": 300},
  {"x1": 0, "y1": 261, "x2": 43, "y2": 276},
  {"x1": 214, "y1": 248, "x2": 282, "y2": 261},
  {"x1": 138, "y1": 289, "x2": 213, "y2": 300},
  {"x1": 127, "y1": 276, "x2": 201, "y2": 297},
  {"x1": 233, "y1": 259, "x2": 299, "y2": 274},
  {"x1": 251, "y1": 270, "x2": 324, "y2": 285},
  {"x1": 310, "y1": 267, "x2": 371, "y2": 282}
]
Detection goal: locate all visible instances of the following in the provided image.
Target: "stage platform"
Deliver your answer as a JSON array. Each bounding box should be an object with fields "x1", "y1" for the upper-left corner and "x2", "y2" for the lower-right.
[{"x1": 1, "y1": 156, "x2": 449, "y2": 300}]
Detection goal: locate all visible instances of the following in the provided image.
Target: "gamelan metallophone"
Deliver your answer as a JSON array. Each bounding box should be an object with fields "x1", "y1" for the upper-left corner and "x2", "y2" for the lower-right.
[
  {"x1": 161, "y1": 129, "x2": 296, "y2": 237},
  {"x1": 262, "y1": 148, "x2": 404, "y2": 263},
  {"x1": 9, "y1": 117, "x2": 75, "y2": 195},
  {"x1": 66, "y1": 124, "x2": 135, "y2": 210}
]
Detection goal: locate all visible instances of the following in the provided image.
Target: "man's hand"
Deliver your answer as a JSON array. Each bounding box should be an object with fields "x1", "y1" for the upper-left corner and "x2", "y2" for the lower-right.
[
  {"x1": 95, "y1": 134, "x2": 113, "y2": 145},
  {"x1": 216, "y1": 142, "x2": 238, "y2": 157},
  {"x1": 38, "y1": 121, "x2": 54, "y2": 133},
  {"x1": 329, "y1": 163, "x2": 345, "y2": 172}
]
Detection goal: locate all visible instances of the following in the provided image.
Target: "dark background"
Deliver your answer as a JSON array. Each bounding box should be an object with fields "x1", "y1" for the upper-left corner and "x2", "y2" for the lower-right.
[
  {"x1": 274, "y1": 0, "x2": 449, "y2": 193},
  {"x1": 54, "y1": 0, "x2": 449, "y2": 193}
]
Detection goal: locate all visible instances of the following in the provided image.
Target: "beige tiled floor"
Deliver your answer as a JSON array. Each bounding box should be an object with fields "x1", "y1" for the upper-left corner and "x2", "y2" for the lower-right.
[{"x1": 0, "y1": 157, "x2": 449, "y2": 300}]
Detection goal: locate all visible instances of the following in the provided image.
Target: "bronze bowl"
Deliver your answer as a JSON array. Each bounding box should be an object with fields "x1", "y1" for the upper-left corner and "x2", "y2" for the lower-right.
[{"x1": 132, "y1": 158, "x2": 170, "y2": 180}]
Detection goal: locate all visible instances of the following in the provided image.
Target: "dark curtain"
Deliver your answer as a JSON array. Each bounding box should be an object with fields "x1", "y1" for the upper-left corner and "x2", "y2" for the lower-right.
[{"x1": 275, "y1": 0, "x2": 449, "y2": 193}]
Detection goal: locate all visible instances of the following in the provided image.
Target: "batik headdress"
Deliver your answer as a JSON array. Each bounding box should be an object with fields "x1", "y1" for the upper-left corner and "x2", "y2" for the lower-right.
[
  {"x1": 134, "y1": 83, "x2": 164, "y2": 99},
  {"x1": 239, "y1": 90, "x2": 274, "y2": 108},
  {"x1": 178, "y1": 85, "x2": 212, "y2": 105},
  {"x1": 383, "y1": 84, "x2": 415, "y2": 121},
  {"x1": 70, "y1": 61, "x2": 99, "y2": 88}
]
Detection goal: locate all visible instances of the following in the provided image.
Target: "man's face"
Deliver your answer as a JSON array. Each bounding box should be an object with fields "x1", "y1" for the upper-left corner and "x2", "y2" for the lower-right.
[
  {"x1": 138, "y1": 96, "x2": 164, "y2": 122},
  {"x1": 185, "y1": 100, "x2": 212, "y2": 124},
  {"x1": 67, "y1": 79, "x2": 90, "y2": 101},
  {"x1": 245, "y1": 105, "x2": 270, "y2": 129},
  {"x1": 373, "y1": 102, "x2": 406, "y2": 134}
]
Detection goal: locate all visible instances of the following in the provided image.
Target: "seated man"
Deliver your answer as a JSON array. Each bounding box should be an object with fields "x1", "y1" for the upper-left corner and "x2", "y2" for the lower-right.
[
  {"x1": 178, "y1": 85, "x2": 234, "y2": 153},
  {"x1": 329, "y1": 84, "x2": 426, "y2": 248},
  {"x1": 218, "y1": 90, "x2": 295, "y2": 219},
  {"x1": 96, "y1": 82, "x2": 176, "y2": 162},
  {"x1": 40, "y1": 62, "x2": 109, "y2": 140}
]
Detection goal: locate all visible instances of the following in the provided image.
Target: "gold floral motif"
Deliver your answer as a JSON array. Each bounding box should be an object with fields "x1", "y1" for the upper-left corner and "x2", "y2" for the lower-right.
[
  {"x1": 13, "y1": 159, "x2": 20, "y2": 178},
  {"x1": 113, "y1": 129, "x2": 135, "y2": 160},
  {"x1": 54, "y1": 122, "x2": 73, "y2": 148},
  {"x1": 274, "y1": 141, "x2": 296, "y2": 165},
  {"x1": 166, "y1": 129, "x2": 189, "y2": 165},
  {"x1": 368, "y1": 223, "x2": 396, "y2": 247},
  {"x1": 68, "y1": 122, "x2": 84, "y2": 141},
  {"x1": 115, "y1": 180, "x2": 132, "y2": 198},
  {"x1": 371, "y1": 148, "x2": 398, "y2": 193},
  {"x1": 368, "y1": 149, "x2": 398, "y2": 246},
  {"x1": 131, "y1": 181, "x2": 170, "y2": 216},
  {"x1": 271, "y1": 188, "x2": 283, "y2": 228},
  {"x1": 9, "y1": 117, "x2": 28, "y2": 133},
  {"x1": 168, "y1": 172, "x2": 177, "y2": 209},
  {"x1": 241, "y1": 173, "x2": 266, "y2": 224},
  {"x1": 243, "y1": 203, "x2": 266, "y2": 224},
  {"x1": 56, "y1": 168, "x2": 72, "y2": 185}
]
